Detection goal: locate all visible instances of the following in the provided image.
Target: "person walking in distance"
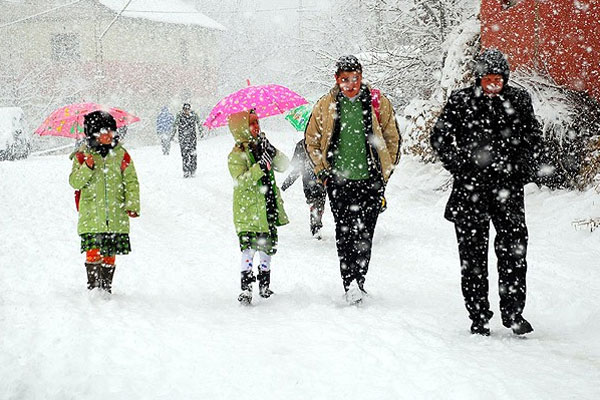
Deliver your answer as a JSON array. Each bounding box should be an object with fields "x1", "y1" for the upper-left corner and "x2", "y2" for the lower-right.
[{"x1": 173, "y1": 103, "x2": 203, "y2": 178}]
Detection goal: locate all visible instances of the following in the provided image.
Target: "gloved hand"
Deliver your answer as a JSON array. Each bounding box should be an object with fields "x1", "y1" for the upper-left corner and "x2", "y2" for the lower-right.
[
  {"x1": 379, "y1": 195, "x2": 387, "y2": 213},
  {"x1": 261, "y1": 136, "x2": 277, "y2": 160},
  {"x1": 85, "y1": 154, "x2": 95, "y2": 169},
  {"x1": 127, "y1": 211, "x2": 139, "y2": 218},
  {"x1": 251, "y1": 137, "x2": 274, "y2": 172},
  {"x1": 258, "y1": 152, "x2": 272, "y2": 172},
  {"x1": 316, "y1": 169, "x2": 330, "y2": 187}
]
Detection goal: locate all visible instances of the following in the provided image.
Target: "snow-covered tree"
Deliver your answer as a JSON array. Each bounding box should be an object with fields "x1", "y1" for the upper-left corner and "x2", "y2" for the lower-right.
[{"x1": 361, "y1": 0, "x2": 477, "y2": 106}]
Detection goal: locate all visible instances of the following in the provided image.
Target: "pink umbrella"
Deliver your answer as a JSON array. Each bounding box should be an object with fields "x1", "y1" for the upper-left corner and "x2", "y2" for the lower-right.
[
  {"x1": 34, "y1": 102, "x2": 140, "y2": 139},
  {"x1": 203, "y1": 83, "x2": 308, "y2": 129}
]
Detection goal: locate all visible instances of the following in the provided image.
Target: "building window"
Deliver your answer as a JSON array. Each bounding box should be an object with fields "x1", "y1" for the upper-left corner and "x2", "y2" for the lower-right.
[
  {"x1": 502, "y1": 0, "x2": 518, "y2": 9},
  {"x1": 51, "y1": 33, "x2": 80, "y2": 61}
]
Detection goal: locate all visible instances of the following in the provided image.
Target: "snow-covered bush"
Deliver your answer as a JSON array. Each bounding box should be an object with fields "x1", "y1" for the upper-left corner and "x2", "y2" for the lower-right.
[
  {"x1": 0, "y1": 107, "x2": 31, "y2": 161},
  {"x1": 400, "y1": 100, "x2": 442, "y2": 163},
  {"x1": 512, "y1": 72, "x2": 600, "y2": 189},
  {"x1": 398, "y1": 13, "x2": 600, "y2": 191}
]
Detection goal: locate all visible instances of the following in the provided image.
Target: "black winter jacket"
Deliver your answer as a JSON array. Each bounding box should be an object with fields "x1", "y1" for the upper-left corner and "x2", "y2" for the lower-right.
[
  {"x1": 431, "y1": 84, "x2": 542, "y2": 186},
  {"x1": 431, "y1": 84, "x2": 542, "y2": 222}
]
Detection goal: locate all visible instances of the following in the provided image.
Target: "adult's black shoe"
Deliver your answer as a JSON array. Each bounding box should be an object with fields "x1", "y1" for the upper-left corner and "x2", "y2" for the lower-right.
[
  {"x1": 470, "y1": 321, "x2": 491, "y2": 336},
  {"x1": 504, "y1": 316, "x2": 534, "y2": 335}
]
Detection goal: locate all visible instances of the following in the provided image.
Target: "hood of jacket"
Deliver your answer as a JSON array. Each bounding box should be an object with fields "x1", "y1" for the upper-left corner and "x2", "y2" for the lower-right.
[
  {"x1": 474, "y1": 48, "x2": 510, "y2": 86},
  {"x1": 228, "y1": 110, "x2": 254, "y2": 145}
]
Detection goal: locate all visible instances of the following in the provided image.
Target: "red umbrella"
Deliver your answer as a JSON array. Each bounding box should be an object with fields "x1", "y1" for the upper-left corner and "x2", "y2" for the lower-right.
[{"x1": 35, "y1": 102, "x2": 140, "y2": 139}]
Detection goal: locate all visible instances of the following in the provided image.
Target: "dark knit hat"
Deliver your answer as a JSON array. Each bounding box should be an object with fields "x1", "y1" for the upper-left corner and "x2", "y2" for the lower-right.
[
  {"x1": 84, "y1": 111, "x2": 117, "y2": 138},
  {"x1": 335, "y1": 55, "x2": 362, "y2": 75},
  {"x1": 474, "y1": 48, "x2": 510, "y2": 84}
]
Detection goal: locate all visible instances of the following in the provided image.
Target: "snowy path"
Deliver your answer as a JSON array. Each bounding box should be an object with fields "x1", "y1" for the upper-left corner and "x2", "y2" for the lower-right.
[{"x1": 1, "y1": 133, "x2": 599, "y2": 399}]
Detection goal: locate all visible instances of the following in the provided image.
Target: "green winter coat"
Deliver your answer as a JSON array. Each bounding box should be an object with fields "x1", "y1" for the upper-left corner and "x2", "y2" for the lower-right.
[
  {"x1": 227, "y1": 111, "x2": 289, "y2": 234},
  {"x1": 69, "y1": 144, "x2": 140, "y2": 235}
]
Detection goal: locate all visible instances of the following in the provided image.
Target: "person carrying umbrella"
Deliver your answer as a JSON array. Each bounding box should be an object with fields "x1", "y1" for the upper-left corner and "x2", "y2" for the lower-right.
[
  {"x1": 69, "y1": 111, "x2": 140, "y2": 294},
  {"x1": 227, "y1": 109, "x2": 289, "y2": 305},
  {"x1": 203, "y1": 81, "x2": 307, "y2": 304},
  {"x1": 172, "y1": 103, "x2": 204, "y2": 178},
  {"x1": 304, "y1": 55, "x2": 401, "y2": 304}
]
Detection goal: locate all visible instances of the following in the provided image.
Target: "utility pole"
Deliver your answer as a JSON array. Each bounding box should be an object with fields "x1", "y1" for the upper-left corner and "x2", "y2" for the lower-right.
[
  {"x1": 94, "y1": 0, "x2": 133, "y2": 99},
  {"x1": 299, "y1": 0, "x2": 304, "y2": 41}
]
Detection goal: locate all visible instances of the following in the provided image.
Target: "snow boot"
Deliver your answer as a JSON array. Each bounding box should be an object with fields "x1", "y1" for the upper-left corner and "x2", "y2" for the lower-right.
[
  {"x1": 503, "y1": 315, "x2": 534, "y2": 335},
  {"x1": 238, "y1": 270, "x2": 255, "y2": 305},
  {"x1": 356, "y1": 276, "x2": 368, "y2": 296},
  {"x1": 310, "y1": 224, "x2": 322, "y2": 240},
  {"x1": 470, "y1": 310, "x2": 493, "y2": 336},
  {"x1": 100, "y1": 265, "x2": 116, "y2": 294},
  {"x1": 257, "y1": 270, "x2": 274, "y2": 298},
  {"x1": 344, "y1": 282, "x2": 363, "y2": 305},
  {"x1": 85, "y1": 262, "x2": 101, "y2": 290},
  {"x1": 470, "y1": 321, "x2": 491, "y2": 336}
]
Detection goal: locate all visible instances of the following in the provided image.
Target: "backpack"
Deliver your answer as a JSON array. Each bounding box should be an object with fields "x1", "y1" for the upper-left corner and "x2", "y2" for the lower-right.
[
  {"x1": 371, "y1": 88, "x2": 381, "y2": 125},
  {"x1": 74, "y1": 151, "x2": 131, "y2": 211}
]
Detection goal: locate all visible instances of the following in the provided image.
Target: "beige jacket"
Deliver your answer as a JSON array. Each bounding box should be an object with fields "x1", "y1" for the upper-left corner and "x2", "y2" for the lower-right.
[{"x1": 304, "y1": 85, "x2": 401, "y2": 182}]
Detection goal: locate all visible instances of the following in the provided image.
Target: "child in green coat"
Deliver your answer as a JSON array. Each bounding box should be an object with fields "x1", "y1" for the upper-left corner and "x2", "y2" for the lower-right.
[
  {"x1": 227, "y1": 110, "x2": 289, "y2": 304},
  {"x1": 69, "y1": 111, "x2": 140, "y2": 293}
]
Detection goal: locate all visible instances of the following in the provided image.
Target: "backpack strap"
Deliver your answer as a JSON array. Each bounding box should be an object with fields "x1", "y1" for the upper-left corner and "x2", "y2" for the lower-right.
[
  {"x1": 74, "y1": 152, "x2": 85, "y2": 211},
  {"x1": 371, "y1": 88, "x2": 381, "y2": 125},
  {"x1": 75, "y1": 152, "x2": 85, "y2": 165},
  {"x1": 121, "y1": 151, "x2": 131, "y2": 172}
]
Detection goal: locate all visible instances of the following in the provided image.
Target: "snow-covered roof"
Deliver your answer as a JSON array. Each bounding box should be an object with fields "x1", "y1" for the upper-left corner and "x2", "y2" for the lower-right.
[{"x1": 98, "y1": 0, "x2": 225, "y2": 31}]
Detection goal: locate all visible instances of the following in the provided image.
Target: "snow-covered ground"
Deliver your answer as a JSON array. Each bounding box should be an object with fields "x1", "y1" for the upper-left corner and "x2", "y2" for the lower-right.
[{"x1": 1, "y1": 132, "x2": 600, "y2": 399}]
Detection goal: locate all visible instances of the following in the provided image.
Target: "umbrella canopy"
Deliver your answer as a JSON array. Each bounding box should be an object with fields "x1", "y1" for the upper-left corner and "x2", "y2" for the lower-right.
[
  {"x1": 203, "y1": 84, "x2": 307, "y2": 129},
  {"x1": 285, "y1": 103, "x2": 313, "y2": 132},
  {"x1": 34, "y1": 102, "x2": 140, "y2": 139}
]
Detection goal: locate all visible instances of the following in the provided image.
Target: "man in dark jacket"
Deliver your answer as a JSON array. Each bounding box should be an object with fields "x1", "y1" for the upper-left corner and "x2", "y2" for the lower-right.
[
  {"x1": 173, "y1": 103, "x2": 203, "y2": 178},
  {"x1": 281, "y1": 139, "x2": 327, "y2": 239},
  {"x1": 430, "y1": 49, "x2": 541, "y2": 336}
]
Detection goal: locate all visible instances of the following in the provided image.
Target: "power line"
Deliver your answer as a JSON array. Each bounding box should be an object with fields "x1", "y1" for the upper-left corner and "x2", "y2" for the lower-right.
[
  {"x1": 203, "y1": 7, "x2": 318, "y2": 14},
  {"x1": 0, "y1": 1, "x2": 317, "y2": 14},
  {"x1": 99, "y1": 0, "x2": 133, "y2": 40},
  {"x1": 0, "y1": 0, "x2": 84, "y2": 28}
]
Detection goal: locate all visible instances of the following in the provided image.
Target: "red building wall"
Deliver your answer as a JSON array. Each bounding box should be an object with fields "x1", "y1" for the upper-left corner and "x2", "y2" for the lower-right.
[{"x1": 481, "y1": 0, "x2": 600, "y2": 101}]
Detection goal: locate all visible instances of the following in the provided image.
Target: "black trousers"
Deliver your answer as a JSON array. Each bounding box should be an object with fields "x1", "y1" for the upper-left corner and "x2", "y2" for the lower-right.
[
  {"x1": 308, "y1": 192, "x2": 326, "y2": 233},
  {"x1": 179, "y1": 133, "x2": 197, "y2": 176},
  {"x1": 327, "y1": 177, "x2": 381, "y2": 291},
  {"x1": 454, "y1": 191, "x2": 529, "y2": 324}
]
